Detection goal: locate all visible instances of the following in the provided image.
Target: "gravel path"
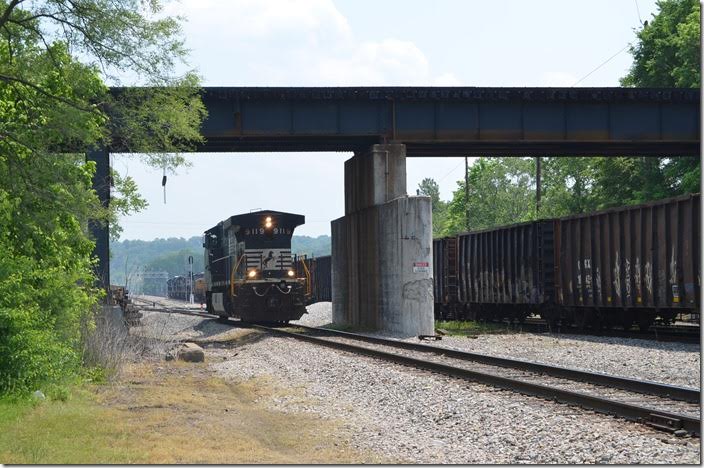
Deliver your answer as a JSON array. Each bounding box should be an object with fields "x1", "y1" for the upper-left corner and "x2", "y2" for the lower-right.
[{"x1": 294, "y1": 302, "x2": 701, "y2": 388}]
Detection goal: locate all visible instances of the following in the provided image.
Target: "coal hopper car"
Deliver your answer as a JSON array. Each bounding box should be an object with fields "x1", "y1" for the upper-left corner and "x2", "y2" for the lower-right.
[{"x1": 433, "y1": 193, "x2": 700, "y2": 330}]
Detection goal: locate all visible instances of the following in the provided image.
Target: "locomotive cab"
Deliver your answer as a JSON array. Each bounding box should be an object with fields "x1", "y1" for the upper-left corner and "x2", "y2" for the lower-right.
[{"x1": 203, "y1": 210, "x2": 309, "y2": 322}]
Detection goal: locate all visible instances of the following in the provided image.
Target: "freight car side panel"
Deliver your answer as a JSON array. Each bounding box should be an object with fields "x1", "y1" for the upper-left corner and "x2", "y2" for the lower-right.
[
  {"x1": 557, "y1": 194, "x2": 700, "y2": 312},
  {"x1": 309, "y1": 255, "x2": 332, "y2": 303},
  {"x1": 432, "y1": 239, "x2": 445, "y2": 304},
  {"x1": 457, "y1": 221, "x2": 552, "y2": 306},
  {"x1": 295, "y1": 255, "x2": 333, "y2": 303}
]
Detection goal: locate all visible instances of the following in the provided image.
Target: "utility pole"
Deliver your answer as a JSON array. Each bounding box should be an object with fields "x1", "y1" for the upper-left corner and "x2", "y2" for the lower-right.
[
  {"x1": 464, "y1": 156, "x2": 470, "y2": 230},
  {"x1": 535, "y1": 156, "x2": 542, "y2": 217}
]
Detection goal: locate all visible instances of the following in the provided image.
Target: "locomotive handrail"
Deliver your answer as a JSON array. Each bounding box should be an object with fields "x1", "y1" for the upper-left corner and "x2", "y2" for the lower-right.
[
  {"x1": 230, "y1": 254, "x2": 246, "y2": 298},
  {"x1": 299, "y1": 258, "x2": 312, "y2": 296}
]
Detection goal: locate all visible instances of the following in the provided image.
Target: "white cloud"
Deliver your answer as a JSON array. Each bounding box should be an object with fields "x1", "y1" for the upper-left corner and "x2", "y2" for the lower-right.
[{"x1": 167, "y1": 0, "x2": 457, "y2": 86}]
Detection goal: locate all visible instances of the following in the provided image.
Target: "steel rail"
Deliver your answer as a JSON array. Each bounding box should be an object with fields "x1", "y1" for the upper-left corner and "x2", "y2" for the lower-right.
[
  {"x1": 251, "y1": 324, "x2": 700, "y2": 436},
  {"x1": 290, "y1": 324, "x2": 700, "y2": 403},
  {"x1": 518, "y1": 318, "x2": 701, "y2": 344}
]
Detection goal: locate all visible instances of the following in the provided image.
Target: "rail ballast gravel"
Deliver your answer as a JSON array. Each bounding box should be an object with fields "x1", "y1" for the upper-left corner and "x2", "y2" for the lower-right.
[
  {"x1": 251, "y1": 324, "x2": 700, "y2": 436},
  {"x1": 292, "y1": 324, "x2": 700, "y2": 403}
]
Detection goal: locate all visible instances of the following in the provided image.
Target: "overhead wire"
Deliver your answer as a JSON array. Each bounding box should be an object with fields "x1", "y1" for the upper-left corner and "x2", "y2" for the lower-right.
[
  {"x1": 437, "y1": 159, "x2": 466, "y2": 183},
  {"x1": 572, "y1": 0, "x2": 645, "y2": 87},
  {"x1": 571, "y1": 44, "x2": 630, "y2": 87}
]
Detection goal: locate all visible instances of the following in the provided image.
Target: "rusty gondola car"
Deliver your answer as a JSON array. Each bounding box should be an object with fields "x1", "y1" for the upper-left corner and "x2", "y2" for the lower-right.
[
  {"x1": 433, "y1": 194, "x2": 700, "y2": 330},
  {"x1": 548, "y1": 193, "x2": 700, "y2": 330}
]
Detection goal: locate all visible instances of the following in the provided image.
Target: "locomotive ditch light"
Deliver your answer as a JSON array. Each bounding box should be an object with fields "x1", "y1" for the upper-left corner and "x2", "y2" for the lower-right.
[
  {"x1": 248, "y1": 269, "x2": 258, "y2": 278},
  {"x1": 287, "y1": 270, "x2": 295, "y2": 277}
]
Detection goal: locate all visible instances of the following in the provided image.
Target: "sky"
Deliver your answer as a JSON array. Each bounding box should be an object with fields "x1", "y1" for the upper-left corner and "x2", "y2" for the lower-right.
[{"x1": 113, "y1": 0, "x2": 660, "y2": 241}]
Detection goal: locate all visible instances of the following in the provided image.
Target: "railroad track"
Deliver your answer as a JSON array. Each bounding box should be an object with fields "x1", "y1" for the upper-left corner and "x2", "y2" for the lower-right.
[
  {"x1": 248, "y1": 323, "x2": 700, "y2": 437},
  {"x1": 131, "y1": 301, "x2": 701, "y2": 436},
  {"x1": 502, "y1": 317, "x2": 701, "y2": 344}
]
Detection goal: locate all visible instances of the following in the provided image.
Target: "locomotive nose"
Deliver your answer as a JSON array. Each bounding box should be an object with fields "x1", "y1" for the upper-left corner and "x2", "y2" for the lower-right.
[{"x1": 266, "y1": 296, "x2": 281, "y2": 310}]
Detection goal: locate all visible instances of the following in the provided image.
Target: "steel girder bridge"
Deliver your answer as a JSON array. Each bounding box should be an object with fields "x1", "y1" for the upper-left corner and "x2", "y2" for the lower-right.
[{"x1": 92, "y1": 86, "x2": 700, "y2": 287}]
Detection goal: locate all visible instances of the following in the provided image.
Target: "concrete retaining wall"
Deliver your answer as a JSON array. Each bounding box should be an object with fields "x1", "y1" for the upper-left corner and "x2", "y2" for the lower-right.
[{"x1": 332, "y1": 195, "x2": 434, "y2": 337}]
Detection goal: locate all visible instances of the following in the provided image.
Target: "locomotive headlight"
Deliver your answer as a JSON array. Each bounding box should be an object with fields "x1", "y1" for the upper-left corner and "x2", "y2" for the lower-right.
[
  {"x1": 248, "y1": 269, "x2": 257, "y2": 278},
  {"x1": 264, "y1": 216, "x2": 273, "y2": 228},
  {"x1": 287, "y1": 270, "x2": 295, "y2": 277}
]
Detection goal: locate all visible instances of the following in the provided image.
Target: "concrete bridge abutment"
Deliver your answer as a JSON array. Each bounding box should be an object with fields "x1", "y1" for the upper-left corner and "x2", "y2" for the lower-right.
[{"x1": 331, "y1": 144, "x2": 434, "y2": 337}]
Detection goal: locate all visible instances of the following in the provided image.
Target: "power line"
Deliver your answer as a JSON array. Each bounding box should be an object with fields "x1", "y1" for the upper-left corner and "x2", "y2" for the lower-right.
[
  {"x1": 634, "y1": 0, "x2": 643, "y2": 24},
  {"x1": 437, "y1": 160, "x2": 465, "y2": 183},
  {"x1": 571, "y1": 44, "x2": 630, "y2": 87}
]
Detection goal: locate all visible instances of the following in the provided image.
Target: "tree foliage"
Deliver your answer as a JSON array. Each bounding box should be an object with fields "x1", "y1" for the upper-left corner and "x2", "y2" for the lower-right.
[
  {"x1": 439, "y1": 158, "x2": 537, "y2": 234},
  {"x1": 621, "y1": 0, "x2": 701, "y2": 87},
  {"x1": 428, "y1": 154, "x2": 699, "y2": 237},
  {"x1": 0, "y1": 0, "x2": 205, "y2": 394},
  {"x1": 417, "y1": 177, "x2": 448, "y2": 237}
]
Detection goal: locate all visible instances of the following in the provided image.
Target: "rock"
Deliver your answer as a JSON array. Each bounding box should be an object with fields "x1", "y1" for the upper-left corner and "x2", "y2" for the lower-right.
[
  {"x1": 177, "y1": 342, "x2": 205, "y2": 362},
  {"x1": 32, "y1": 390, "x2": 45, "y2": 400},
  {"x1": 673, "y1": 429, "x2": 688, "y2": 437}
]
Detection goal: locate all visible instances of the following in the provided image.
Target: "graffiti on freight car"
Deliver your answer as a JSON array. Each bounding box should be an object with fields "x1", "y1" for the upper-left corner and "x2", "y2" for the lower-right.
[
  {"x1": 595, "y1": 267, "x2": 602, "y2": 299},
  {"x1": 613, "y1": 251, "x2": 621, "y2": 298},
  {"x1": 644, "y1": 261, "x2": 653, "y2": 296},
  {"x1": 670, "y1": 247, "x2": 678, "y2": 286},
  {"x1": 625, "y1": 258, "x2": 632, "y2": 300},
  {"x1": 584, "y1": 258, "x2": 593, "y2": 300},
  {"x1": 635, "y1": 257, "x2": 642, "y2": 302}
]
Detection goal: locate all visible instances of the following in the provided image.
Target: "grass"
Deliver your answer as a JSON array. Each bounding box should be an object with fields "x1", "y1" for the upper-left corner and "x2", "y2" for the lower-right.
[
  {"x1": 0, "y1": 390, "x2": 142, "y2": 464},
  {"x1": 435, "y1": 320, "x2": 516, "y2": 336},
  {"x1": 0, "y1": 361, "x2": 388, "y2": 464}
]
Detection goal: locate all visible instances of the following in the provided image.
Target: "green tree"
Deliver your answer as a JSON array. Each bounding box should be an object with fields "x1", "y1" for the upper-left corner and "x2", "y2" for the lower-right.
[
  {"x1": 417, "y1": 177, "x2": 448, "y2": 237},
  {"x1": 621, "y1": 0, "x2": 701, "y2": 87},
  {"x1": 0, "y1": 0, "x2": 205, "y2": 394},
  {"x1": 540, "y1": 157, "x2": 598, "y2": 216},
  {"x1": 442, "y1": 157, "x2": 536, "y2": 235},
  {"x1": 621, "y1": 0, "x2": 700, "y2": 199}
]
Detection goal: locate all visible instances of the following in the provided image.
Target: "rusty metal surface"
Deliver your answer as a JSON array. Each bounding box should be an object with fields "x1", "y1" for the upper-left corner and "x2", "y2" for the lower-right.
[
  {"x1": 432, "y1": 239, "x2": 446, "y2": 304},
  {"x1": 556, "y1": 194, "x2": 700, "y2": 311},
  {"x1": 454, "y1": 221, "x2": 556, "y2": 306},
  {"x1": 432, "y1": 237, "x2": 459, "y2": 306}
]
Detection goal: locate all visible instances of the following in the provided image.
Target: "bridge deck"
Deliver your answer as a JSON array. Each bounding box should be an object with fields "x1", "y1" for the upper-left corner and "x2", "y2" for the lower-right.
[{"x1": 167, "y1": 87, "x2": 701, "y2": 156}]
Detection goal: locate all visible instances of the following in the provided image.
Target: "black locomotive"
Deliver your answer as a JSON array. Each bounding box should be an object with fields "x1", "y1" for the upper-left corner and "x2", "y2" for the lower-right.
[{"x1": 203, "y1": 210, "x2": 311, "y2": 322}]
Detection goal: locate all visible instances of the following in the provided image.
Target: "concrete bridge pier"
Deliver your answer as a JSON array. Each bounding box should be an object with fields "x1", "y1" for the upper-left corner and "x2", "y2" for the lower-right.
[{"x1": 331, "y1": 143, "x2": 434, "y2": 337}]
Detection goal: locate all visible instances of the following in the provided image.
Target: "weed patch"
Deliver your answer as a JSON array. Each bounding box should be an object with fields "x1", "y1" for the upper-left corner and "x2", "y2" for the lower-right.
[{"x1": 436, "y1": 320, "x2": 517, "y2": 336}]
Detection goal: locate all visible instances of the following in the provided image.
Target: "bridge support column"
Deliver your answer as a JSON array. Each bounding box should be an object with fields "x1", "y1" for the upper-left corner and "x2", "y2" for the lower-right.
[
  {"x1": 331, "y1": 144, "x2": 434, "y2": 337},
  {"x1": 87, "y1": 149, "x2": 110, "y2": 294}
]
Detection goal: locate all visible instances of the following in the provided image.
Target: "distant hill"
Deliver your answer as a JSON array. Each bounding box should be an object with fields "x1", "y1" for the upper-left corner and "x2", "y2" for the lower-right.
[{"x1": 110, "y1": 234, "x2": 331, "y2": 287}]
